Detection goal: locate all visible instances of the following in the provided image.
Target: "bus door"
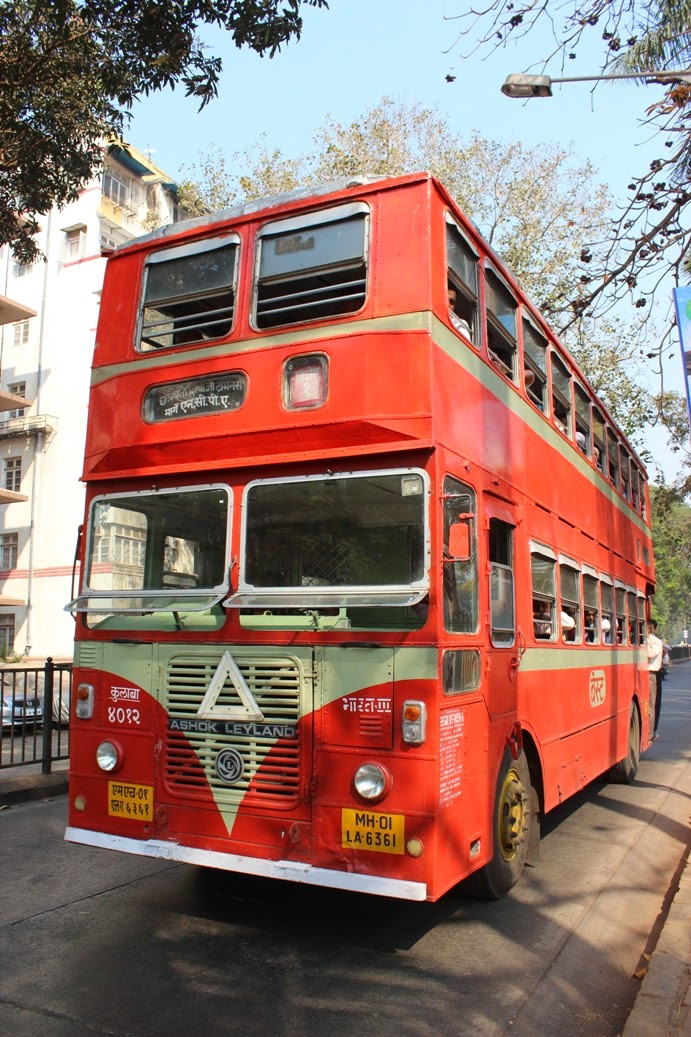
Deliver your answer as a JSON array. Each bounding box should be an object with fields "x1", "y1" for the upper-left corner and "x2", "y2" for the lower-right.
[
  {"x1": 156, "y1": 643, "x2": 315, "y2": 841},
  {"x1": 483, "y1": 497, "x2": 519, "y2": 718}
]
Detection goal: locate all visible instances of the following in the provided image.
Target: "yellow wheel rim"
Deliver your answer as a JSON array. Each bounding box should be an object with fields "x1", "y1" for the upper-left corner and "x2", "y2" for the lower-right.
[{"x1": 497, "y1": 767, "x2": 528, "y2": 862}]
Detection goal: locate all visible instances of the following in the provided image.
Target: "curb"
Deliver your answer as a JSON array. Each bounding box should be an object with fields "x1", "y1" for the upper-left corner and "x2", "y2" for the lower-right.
[
  {"x1": 0, "y1": 768, "x2": 69, "y2": 808},
  {"x1": 622, "y1": 849, "x2": 691, "y2": 1037}
]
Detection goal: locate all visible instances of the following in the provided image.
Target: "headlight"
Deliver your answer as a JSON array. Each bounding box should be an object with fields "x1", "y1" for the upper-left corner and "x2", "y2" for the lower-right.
[
  {"x1": 96, "y1": 740, "x2": 121, "y2": 772},
  {"x1": 353, "y1": 763, "x2": 391, "y2": 801}
]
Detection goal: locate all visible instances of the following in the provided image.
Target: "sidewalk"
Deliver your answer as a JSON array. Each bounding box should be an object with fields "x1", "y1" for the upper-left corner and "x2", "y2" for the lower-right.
[
  {"x1": 622, "y1": 846, "x2": 691, "y2": 1037},
  {"x1": 0, "y1": 761, "x2": 688, "y2": 1035}
]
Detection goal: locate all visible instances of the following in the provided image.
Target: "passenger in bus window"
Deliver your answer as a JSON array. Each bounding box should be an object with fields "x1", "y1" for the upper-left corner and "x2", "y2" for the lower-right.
[
  {"x1": 533, "y1": 600, "x2": 552, "y2": 638},
  {"x1": 576, "y1": 431, "x2": 587, "y2": 452},
  {"x1": 561, "y1": 609, "x2": 576, "y2": 642},
  {"x1": 448, "y1": 284, "x2": 472, "y2": 340},
  {"x1": 584, "y1": 610, "x2": 596, "y2": 643},
  {"x1": 601, "y1": 615, "x2": 613, "y2": 643}
]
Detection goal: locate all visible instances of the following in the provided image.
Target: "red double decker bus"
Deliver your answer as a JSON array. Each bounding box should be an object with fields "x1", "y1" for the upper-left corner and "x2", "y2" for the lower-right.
[{"x1": 65, "y1": 172, "x2": 655, "y2": 901}]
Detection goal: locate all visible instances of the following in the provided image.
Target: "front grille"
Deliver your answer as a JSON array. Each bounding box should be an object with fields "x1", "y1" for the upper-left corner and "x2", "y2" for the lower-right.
[{"x1": 164, "y1": 653, "x2": 303, "y2": 809}]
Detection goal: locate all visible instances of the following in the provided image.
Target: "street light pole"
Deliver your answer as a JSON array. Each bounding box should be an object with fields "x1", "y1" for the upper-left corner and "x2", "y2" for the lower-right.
[{"x1": 501, "y1": 70, "x2": 691, "y2": 98}]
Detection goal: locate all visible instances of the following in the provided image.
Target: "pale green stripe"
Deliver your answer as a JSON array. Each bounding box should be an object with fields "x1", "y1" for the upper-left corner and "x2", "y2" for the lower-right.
[
  {"x1": 90, "y1": 310, "x2": 433, "y2": 386},
  {"x1": 519, "y1": 646, "x2": 647, "y2": 672}
]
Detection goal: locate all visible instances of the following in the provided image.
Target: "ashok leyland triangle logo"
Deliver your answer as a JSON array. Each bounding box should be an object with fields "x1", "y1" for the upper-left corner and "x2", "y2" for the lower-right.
[{"x1": 196, "y1": 650, "x2": 265, "y2": 721}]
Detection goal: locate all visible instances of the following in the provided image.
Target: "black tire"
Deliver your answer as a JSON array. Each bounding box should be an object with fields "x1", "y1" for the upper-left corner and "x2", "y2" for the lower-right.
[
  {"x1": 467, "y1": 749, "x2": 533, "y2": 900},
  {"x1": 608, "y1": 703, "x2": 640, "y2": 784}
]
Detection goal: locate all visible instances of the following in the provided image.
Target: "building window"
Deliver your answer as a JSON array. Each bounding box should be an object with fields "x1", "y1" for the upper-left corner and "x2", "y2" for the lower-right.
[
  {"x1": 4, "y1": 457, "x2": 22, "y2": 493},
  {"x1": 7, "y1": 382, "x2": 26, "y2": 419},
  {"x1": 102, "y1": 169, "x2": 130, "y2": 208},
  {"x1": 64, "y1": 226, "x2": 87, "y2": 261},
  {"x1": 13, "y1": 322, "x2": 29, "y2": 348},
  {"x1": 0, "y1": 613, "x2": 15, "y2": 652},
  {"x1": 0, "y1": 533, "x2": 18, "y2": 570}
]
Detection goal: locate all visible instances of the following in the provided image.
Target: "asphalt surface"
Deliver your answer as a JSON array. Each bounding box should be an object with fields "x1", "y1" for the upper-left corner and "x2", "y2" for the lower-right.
[{"x1": 1, "y1": 675, "x2": 689, "y2": 1036}]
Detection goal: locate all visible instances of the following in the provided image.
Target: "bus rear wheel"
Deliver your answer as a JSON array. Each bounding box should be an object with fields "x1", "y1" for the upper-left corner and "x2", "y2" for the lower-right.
[
  {"x1": 608, "y1": 703, "x2": 640, "y2": 784},
  {"x1": 467, "y1": 750, "x2": 533, "y2": 900}
]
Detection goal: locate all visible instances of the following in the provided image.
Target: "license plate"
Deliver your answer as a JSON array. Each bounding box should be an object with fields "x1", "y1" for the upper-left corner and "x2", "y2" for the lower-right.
[
  {"x1": 341, "y1": 808, "x2": 405, "y2": 854},
  {"x1": 108, "y1": 781, "x2": 154, "y2": 821}
]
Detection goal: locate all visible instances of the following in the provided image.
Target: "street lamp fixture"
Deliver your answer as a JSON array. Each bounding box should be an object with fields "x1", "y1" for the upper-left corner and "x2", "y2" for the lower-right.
[{"x1": 501, "y1": 70, "x2": 691, "y2": 98}]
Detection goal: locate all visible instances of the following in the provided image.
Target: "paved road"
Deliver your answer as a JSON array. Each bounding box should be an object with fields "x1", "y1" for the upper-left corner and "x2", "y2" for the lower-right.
[{"x1": 1, "y1": 666, "x2": 689, "y2": 1037}]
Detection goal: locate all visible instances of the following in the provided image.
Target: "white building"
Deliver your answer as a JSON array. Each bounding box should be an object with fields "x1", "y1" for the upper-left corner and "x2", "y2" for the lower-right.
[{"x1": 0, "y1": 145, "x2": 180, "y2": 661}]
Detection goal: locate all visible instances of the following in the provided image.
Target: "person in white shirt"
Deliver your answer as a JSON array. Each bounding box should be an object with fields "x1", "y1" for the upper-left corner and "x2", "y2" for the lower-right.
[
  {"x1": 448, "y1": 284, "x2": 472, "y2": 340},
  {"x1": 646, "y1": 619, "x2": 664, "y2": 738}
]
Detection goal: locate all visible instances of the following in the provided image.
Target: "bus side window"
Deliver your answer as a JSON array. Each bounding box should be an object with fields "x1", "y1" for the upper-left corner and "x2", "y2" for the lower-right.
[
  {"x1": 627, "y1": 590, "x2": 637, "y2": 644},
  {"x1": 607, "y1": 429, "x2": 620, "y2": 488},
  {"x1": 583, "y1": 572, "x2": 599, "y2": 643},
  {"x1": 620, "y1": 447, "x2": 631, "y2": 500},
  {"x1": 442, "y1": 476, "x2": 478, "y2": 634},
  {"x1": 551, "y1": 353, "x2": 572, "y2": 437},
  {"x1": 601, "y1": 578, "x2": 614, "y2": 644},
  {"x1": 530, "y1": 546, "x2": 556, "y2": 640},
  {"x1": 559, "y1": 559, "x2": 581, "y2": 643},
  {"x1": 637, "y1": 595, "x2": 646, "y2": 643},
  {"x1": 631, "y1": 467, "x2": 640, "y2": 511},
  {"x1": 446, "y1": 219, "x2": 479, "y2": 342},
  {"x1": 592, "y1": 407, "x2": 606, "y2": 472},
  {"x1": 489, "y1": 518, "x2": 515, "y2": 645},
  {"x1": 522, "y1": 319, "x2": 548, "y2": 410},
  {"x1": 575, "y1": 384, "x2": 591, "y2": 457},
  {"x1": 615, "y1": 585, "x2": 627, "y2": 644},
  {"x1": 485, "y1": 267, "x2": 517, "y2": 383}
]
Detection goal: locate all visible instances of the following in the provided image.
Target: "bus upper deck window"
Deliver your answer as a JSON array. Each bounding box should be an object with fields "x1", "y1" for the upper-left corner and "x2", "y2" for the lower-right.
[
  {"x1": 255, "y1": 204, "x2": 368, "y2": 330},
  {"x1": 446, "y1": 219, "x2": 478, "y2": 342},
  {"x1": 574, "y1": 384, "x2": 591, "y2": 457},
  {"x1": 485, "y1": 268, "x2": 517, "y2": 382},
  {"x1": 522, "y1": 319, "x2": 547, "y2": 410},
  {"x1": 139, "y1": 236, "x2": 238, "y2": 352},
  {"x1": 551, "y1": 353, "x2": 572, "y2": 437},
  {"x1": 619, "y1": 447, "x2": 631, "y2": 500},
  {"x1": 607, "y1": 429, "x2": 620, "y2": 488},
  {"x1": 592, "y1": 407, "x2": 606, "y2": 472}
]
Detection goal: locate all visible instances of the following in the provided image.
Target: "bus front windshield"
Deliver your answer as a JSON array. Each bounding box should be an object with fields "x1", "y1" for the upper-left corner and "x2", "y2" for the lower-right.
[
  {"x1": 227, "y1": 470, "x2": 429, "y2": 618},
  {"x1": 68, "y1": 486, "x2": 230, "y2": 627}
]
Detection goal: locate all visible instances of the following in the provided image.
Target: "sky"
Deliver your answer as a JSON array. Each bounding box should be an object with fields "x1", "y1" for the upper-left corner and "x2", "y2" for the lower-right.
[{"x1": 126, "y1": 0, "x2": 688, "y2": 478}]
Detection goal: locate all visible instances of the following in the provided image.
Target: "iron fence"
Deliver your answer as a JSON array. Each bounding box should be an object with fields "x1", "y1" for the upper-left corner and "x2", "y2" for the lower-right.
[{"x1": 0, "y1": 658, "x2": 71, "y2": 772}]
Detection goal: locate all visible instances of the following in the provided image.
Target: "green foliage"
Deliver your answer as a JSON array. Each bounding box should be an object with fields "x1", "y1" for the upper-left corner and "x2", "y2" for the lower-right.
[
  {"x1": 650, "y1": 485, "x2": 691, "y2": 641},
  {"x1": 0, "y1": 0, "x2": 327, "y2": 262}
]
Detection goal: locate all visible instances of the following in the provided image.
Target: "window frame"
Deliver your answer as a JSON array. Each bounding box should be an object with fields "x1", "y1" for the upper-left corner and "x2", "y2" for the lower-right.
[
  {"x1": 559, "y1": 555, "x2": 582, "y2": 644},
  {"x1": 252, "y1": 203, "x2": 369, "y2": 332},
  {"x1": 551, "y1": 352, "x2": 572, "y2": 438},
  {"x1": 442, "y1": 475, "x2": 479, "y2": 635},
  {"x1": 446, "y1": 216, "x2": 479, "y2": 344},
  {"x1": 485, "y1": 265, "x2": 518, "y2": 383},
  {"x1": 522, "y1": 317, "x2": 548, "y2": 411},
  {"x1": 531, "y1": 541, "x2": 557, "y2": 643},
  {"x1": 137, "y1": 233, "x2": 240, "y2": 352}
]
